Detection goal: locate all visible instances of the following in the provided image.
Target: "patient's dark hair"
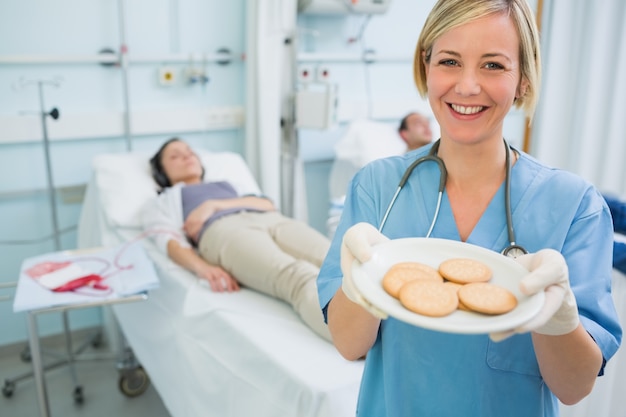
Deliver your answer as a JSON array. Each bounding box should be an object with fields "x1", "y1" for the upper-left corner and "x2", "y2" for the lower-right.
[
  {"x1": 398, "y1": 112, "x2": 416, "y2": 134},
  {"x1": 149, "y1": 137, "x2": 205, "y2": 190},
  {"x1": 150, "y1": 137, "x2": 179, "y2": 189}
]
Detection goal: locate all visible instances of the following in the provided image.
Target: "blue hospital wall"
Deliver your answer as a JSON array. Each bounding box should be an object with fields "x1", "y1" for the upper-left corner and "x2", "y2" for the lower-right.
[
  {"x1": 0, "y1": 0, "x2": 246, "y2": 348},
  {"x1": 298, "y1": 0, "x2": 534, "y2": 233},
  {"x1": 0, "y1": 0, "x2": 537, "y2": 349},
  {"x1": 298, "y1": 0, "x2": 435, "y2": 233}
]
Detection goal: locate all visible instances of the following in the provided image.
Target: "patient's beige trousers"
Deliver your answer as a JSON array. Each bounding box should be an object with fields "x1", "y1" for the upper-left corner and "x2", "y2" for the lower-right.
[{"x1": 198, "y1": 211, "x2": 332, "y2": 341}]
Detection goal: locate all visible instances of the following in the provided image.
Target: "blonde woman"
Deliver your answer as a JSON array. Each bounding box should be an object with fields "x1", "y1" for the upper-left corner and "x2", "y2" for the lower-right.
[{"x1": 317, "y1": 0, "x2": 621, "y2": 415}]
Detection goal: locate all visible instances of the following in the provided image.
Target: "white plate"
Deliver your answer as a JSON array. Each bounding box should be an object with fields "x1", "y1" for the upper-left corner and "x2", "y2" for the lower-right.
[{"x1": 352, "y1": 237, "x2": 544, "y2": 334}]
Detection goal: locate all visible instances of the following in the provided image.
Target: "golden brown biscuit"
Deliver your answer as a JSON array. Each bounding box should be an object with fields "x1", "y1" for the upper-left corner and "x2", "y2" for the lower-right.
[
  {"x1": 438, "y1": 258, "x2": 492, "y2": 284},
  {"x1": 399, "y1": 280, "x2": 459, "y2": 317},
  {"x1": 457, "y1": 282, "x2": 518, "y2": 315},
  {"x1": 382, "y1": 262, "x2": 443, "y2": 298}
]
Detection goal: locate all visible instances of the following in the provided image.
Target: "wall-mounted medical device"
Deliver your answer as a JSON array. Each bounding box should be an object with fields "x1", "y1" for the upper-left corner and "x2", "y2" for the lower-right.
[
  {"x1": 296, "y1": 64, "x2": 338, "y2": 130},
  {"x1": 298, "y1": 0, "x2": 392, "y2": 15},
  {"x1": 296, "y1": 84, "x2": 338, "y2": 130}
]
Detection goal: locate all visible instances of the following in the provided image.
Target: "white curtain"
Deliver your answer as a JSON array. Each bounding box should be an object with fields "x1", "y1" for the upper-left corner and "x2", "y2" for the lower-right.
[
  {"x1": 246, "y1": 0, "x2": 296, "y2": 215},
  {"x1": 531, "y1": 0, "x2": 626, "y2": 196},
  {"x1": 536, "y1": 4, "x2": 626, "y2": 417}
]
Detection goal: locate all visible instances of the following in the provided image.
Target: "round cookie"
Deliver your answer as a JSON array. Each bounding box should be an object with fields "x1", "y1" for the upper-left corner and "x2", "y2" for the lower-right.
[
  {"x1": 399, "y1": 280, "x2": 459, "y2": 317},
  {"x1": 457, "y1": 282, "x2": 518, "y2": 315},
  {"x1": 382, "y1": 262, "x2": 443, "y2": 298},
  {"x1": 439, "y1": 258, "x2": 492, "y2": 284}
]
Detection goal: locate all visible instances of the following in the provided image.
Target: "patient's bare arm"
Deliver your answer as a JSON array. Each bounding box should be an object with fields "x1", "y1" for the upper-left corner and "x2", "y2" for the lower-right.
[
  {"x1": 167, "y1": 240, "x2": 239, "y2": 292},
  {"x1": 184, "y1": 196, "x2": 275, "y2": 241}
]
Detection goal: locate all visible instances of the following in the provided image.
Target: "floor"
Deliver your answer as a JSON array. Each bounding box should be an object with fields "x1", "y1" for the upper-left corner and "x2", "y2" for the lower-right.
[{"x1": 0, "y1": 329, "x2": 171, "y2": 417}]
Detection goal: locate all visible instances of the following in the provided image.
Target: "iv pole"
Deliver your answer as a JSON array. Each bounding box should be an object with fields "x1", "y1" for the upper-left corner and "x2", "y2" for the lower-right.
[
  {"x1": 13, "y1": 78, "x2": 112, "y2": 416},
  {"x1": 38, "y1": 81, "x2": 62, "y2": 251},
  {"x1": 15, "y1": 77, "x2": 63, "y2": 251}
]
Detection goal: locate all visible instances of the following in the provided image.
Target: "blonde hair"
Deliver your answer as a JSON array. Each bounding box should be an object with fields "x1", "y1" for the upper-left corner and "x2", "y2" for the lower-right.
[{"x1": 413, "y1": 0, "x2": 541, "y2": 119}]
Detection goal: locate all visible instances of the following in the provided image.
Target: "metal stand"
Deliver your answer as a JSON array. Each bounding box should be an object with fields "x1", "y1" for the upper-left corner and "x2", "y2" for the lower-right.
[
  {"x1": 13, "y1": 77, "x2": 63, "y2": 251},
  {"x1": 3, "y1": 268, "x2": 151, "y2": 415},
  {"x1": 5, "y1": 78, "x2": 149, "y2": 415},
  {"x1": 15, "y1": 294, "x2": 149, "y2": 417},
  {"x1": 3, "y1": 77, "x2": 87, "y2": 408},
  {"x1": 1, "y1": 311, "x2": 103, "y2": 403},
  {"x1": 37, "y1": 82, "x2": 62, "y2": 250}
]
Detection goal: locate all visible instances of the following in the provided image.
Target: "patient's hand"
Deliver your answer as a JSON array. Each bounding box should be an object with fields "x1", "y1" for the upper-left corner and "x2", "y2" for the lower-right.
[
  {"x1": 198, "y1": 264, "x2": 240, "y2": 293},
  {"x1": 184, "y1": 200, "x2": 222, "y2": 242}
]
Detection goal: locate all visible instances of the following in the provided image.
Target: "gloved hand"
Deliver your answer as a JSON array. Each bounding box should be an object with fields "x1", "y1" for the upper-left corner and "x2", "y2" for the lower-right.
[
  {"x1": 490, "y1": 249, "x2": 580, "y2": 342},
  {"x1": 340, "y1": 222, "x2": 390, "y2": 319}
]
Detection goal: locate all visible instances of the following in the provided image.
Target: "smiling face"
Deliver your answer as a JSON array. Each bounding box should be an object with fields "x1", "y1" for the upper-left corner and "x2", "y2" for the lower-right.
[
  {"x1": 159, "y1": 140, "x2": 204, "y2": 185},
  {"x1": 424, "y1": 12, "x2": 528, "y2": 147}
]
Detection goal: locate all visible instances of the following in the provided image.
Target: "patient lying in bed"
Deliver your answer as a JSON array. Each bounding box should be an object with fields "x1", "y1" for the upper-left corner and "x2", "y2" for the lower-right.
[{"x1": 141, "y1": 138, "x2": 332, "y2": 341}]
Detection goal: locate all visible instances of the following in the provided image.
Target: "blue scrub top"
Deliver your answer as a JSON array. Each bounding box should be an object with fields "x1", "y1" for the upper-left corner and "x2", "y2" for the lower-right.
[{"x1": 317, "y1": 143, "x2": 622, "y2": 417}]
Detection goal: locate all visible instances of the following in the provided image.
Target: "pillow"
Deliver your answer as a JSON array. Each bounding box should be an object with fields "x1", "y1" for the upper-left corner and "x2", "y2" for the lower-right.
[
  {"x1": 334, "y1": 119, "x2": 407, "y2": 167},
  {"x1": 329, "y1": 119, "x2": 407, "y2": 200},
  {"x1": 93, "y1": 150, "x2": 261, "y2": 229}
]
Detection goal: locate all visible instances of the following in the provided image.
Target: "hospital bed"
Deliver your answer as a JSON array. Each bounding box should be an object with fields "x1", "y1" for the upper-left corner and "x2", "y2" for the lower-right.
[{"x1": 77, "y1": 149, "x2": 364, "y2": 417}]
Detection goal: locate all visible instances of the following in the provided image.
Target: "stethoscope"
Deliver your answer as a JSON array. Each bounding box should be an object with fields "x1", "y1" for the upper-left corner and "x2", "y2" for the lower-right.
[{"x1": 378, "y1": 139, "x2": 528, "y2": 258}]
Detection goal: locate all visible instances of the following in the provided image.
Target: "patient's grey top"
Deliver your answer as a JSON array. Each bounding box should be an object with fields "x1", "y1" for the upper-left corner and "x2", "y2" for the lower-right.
[{"x1": 181, "y1": 181, "x2": 267, "y2": 242}]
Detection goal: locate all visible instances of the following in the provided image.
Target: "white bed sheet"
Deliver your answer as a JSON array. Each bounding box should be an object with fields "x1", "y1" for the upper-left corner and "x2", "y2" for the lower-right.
[{"x1": 77, "y1": 150, "x2": 363, "y2": 417}]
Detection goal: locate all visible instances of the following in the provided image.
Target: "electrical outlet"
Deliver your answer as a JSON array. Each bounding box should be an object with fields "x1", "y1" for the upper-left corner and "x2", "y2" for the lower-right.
[
  {"x1": 157, "y1": 66, "x2": 177, "y2": 86},
  {"x1": 316, "y1": 66, "x2": 330, "y2": 83},
  {"x1": 298, "y1": 65, "x2": 314, "y2": 83}
]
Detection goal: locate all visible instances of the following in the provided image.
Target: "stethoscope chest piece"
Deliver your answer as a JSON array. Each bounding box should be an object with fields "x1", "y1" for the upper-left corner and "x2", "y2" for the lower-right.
[{"x1": 501, "y1": 244, "x2": 528, "y2": 259}]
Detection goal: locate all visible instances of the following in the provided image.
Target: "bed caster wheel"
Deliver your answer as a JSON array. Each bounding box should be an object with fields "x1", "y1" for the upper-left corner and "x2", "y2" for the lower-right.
[
  {"x1": 2, "y1": 380, "x2": 15, "y2": 398},
  {"x1": 73, "y1": 386, "x2": 84, "y2": 404},
  {"x1": 118, "y1": 367, "x2": 150, "y2": 398}
]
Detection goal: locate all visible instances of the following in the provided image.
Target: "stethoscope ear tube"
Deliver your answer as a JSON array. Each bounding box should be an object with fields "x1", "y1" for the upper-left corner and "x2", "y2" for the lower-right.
[
  {"x1": 502, "y1": 139, "x2": 528, "y2": 257},
  {"x1": 378, "y1": 148, "x2": 446, "y2": 234},
  {"x1": 378, "y1": 186, "x2": 402, "y2": 233}
]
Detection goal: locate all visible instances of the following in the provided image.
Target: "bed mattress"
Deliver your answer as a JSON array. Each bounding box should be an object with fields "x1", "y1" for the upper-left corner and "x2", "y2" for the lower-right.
[{"x1": 77, "y1": 150, "x2": 363, "y2": 417}]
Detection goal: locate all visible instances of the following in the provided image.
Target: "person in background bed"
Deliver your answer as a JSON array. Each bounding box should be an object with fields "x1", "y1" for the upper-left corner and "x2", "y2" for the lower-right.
[
  {"x1": 317, "y1": 0, "x2": 621, "y2": 416},
  {"x1": 397, "y1": 111, "x2": 433, "y2": 151},
  {"x1": 327, "y1": 112, "x2": 433, "y2": 238},
  {"x1": 142, "y1": 137, "x2": 331, "y2": 341}
]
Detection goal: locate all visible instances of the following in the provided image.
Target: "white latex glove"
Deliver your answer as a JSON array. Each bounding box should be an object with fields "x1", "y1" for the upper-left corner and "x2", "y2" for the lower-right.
[
  {"x1": 340, "y1": 222, "x2": 390, "y2": 319},
  {"x1": 490, "y1": 249, "x2": 580, "y2": 342}
]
